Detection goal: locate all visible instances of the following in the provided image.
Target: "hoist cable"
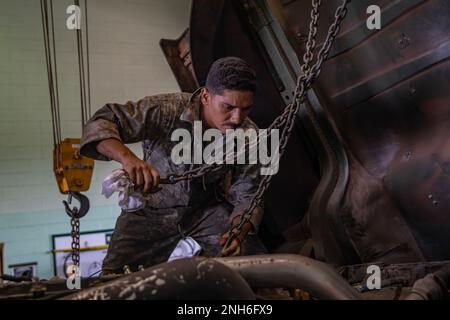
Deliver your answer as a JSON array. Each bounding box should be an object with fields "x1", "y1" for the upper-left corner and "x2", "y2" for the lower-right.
[
  {"x1": 74, "y1": 0, "x2": 88, "y2": 127},
  {"x1": 40, "y1": 0, "x2": 54, "y2": 146},
  {"x1": 85, "y1": 0, "x2": 92, "y2": 120},
  {"x1": 49, "y1": 0, "x2": 62, "y2": 144},
  {"x1": 40, "y1": 0, "x2": 61, "y2": 146}
]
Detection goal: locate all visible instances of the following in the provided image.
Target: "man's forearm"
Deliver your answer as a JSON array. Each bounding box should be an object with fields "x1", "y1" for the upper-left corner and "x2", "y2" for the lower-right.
[
  {"x1": 96, "y1": 138, "x2": 160, "y2": 190},
  {"x1": 96, "y1": 138, "x2": 137, "y2": 164}
]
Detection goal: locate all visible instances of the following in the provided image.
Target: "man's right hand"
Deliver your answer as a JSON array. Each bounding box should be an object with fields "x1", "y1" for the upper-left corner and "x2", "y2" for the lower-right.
[
  {"x1": 121, "y1": 155, "x2": 160, "y2": 193},
  {"x1": 96, "y1": 138, "x2": 160, "y2": 193}
]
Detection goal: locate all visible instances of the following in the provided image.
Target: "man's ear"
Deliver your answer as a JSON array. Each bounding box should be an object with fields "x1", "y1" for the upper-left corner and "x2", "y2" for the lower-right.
[{"x1": 200, "y1": 87, "x2": 210, "y2": 106}]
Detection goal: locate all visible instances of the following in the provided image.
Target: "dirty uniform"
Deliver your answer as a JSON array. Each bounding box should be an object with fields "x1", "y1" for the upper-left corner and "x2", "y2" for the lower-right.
[{"x1": 80, "y1": 91, "x2": 266, "y2": 273}]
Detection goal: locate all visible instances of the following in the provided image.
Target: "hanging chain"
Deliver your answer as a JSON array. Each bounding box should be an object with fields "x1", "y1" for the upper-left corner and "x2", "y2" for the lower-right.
[
  {"x1": 63, "y1": 192, "x2": 90, "y2": 270},
  {"x1": 66, "y1": 192, "x2": 81, "y2": 268},
  {"x1": 70, "y1": 212, "x2": 81, "y2": 268}
]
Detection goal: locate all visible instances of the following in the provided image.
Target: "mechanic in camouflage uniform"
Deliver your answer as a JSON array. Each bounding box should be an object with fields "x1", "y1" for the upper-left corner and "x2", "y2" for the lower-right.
[{"x1": 80, "y1": 57, "x2": 267, "y2": 274}]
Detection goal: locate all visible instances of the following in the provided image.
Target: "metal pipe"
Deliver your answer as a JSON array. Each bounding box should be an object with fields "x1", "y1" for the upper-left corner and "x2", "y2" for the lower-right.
[
  {"x1": 214, "y1": 254, "x2": 362, "y2": 300},
  {"x1": 62, "y1": 257, "x2": 255, "y2": 300}
]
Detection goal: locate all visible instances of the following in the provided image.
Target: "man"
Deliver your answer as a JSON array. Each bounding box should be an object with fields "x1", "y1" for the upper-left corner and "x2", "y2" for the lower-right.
[{"x1": 80, "y1": 57, "x2": 266, "y2": 274}]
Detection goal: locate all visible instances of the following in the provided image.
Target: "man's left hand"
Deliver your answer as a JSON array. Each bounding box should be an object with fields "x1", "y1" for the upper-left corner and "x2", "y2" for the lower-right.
[{"x1": 219, "y1": 217, "x2": 253, "y2": 257}]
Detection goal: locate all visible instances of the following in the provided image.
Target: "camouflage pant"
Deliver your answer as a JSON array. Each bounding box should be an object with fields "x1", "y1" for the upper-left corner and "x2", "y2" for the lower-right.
[{"x1": 102, "y1": 198, "x2": 266, "y2": 274}]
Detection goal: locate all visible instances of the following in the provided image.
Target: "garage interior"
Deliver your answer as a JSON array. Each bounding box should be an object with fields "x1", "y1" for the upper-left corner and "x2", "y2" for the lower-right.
[{"x1": 0, "y1": 0, "x2": 449, "y2": 300}]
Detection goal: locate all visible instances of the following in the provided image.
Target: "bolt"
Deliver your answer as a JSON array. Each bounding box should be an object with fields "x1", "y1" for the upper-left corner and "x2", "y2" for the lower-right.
[
  {"x1": 295, "y1": 32, "x2": 307, "y2": 43},
  {"x1": 123, "y1": 265, "x2": 132, "y2": 274},
  {"x1": 398, "y1": 33, "x2": 410, "y2": 49}
]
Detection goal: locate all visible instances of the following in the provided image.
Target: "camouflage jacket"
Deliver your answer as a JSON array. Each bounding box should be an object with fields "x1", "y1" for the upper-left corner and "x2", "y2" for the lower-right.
[{"x1": 80, "y1": 91, "x2": 264, "y2": 229}]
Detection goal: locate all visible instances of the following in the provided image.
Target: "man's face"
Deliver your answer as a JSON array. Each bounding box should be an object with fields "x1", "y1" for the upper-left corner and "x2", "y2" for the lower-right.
[{"x1": 200, "y1": 88, "x2": 254, "y2": 133}]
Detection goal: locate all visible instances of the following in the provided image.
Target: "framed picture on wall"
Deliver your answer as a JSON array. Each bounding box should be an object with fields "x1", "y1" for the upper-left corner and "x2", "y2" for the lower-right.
[
  {"x1": 52, "y1": 229, "x2": 113, "y2": 278},
  {"x1": 8, "y1": 262, "x2": 37, "y2": 278}
]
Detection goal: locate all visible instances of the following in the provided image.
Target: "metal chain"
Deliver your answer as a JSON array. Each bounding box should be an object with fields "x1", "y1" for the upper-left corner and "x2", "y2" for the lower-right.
[
  {"x1": 165, "y1": 163, "x2": 224, "y2": 183},
  {"x1": 301, "y1": 0, "x2": 322, "y2": 76},
  {"x1": 70, "y1": 214, "x2": 81, "y2": 268}
]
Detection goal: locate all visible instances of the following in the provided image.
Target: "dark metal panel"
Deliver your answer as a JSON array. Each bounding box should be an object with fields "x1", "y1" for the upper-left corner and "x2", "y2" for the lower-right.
[
  {"x1": 334, "y1": 40, "x2": 450, "y2": 110},
  {"x1": 189, "y1": 0, "x2": 227, "y2": 86},
  {"x1": 341, "y1": 59, "x2": 450, "y2": 261},
  {"x1": 160, "y1": 29, "x2": 199, "y2": 93},
  {"x1": 278, "y1": 0, "x2": 392, "y2": 57},
  {"x1": 322, "y1": 0, "x2": 450, "y2": 109},
  {"x1": 326, "y1": 0, "x2": 427, "y2": 59},
  {"x1": 277, "y1": 0, "x2": 450, "y2": 262}
]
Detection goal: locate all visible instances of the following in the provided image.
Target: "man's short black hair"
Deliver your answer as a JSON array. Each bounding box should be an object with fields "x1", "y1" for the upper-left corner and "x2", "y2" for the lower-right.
[{"x1": 205, "y1": 56, "x2": 257, "y2": 95}]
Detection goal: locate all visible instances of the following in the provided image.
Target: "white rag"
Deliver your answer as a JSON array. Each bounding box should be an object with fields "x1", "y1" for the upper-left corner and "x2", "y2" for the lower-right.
[
  {"x1": 167, "y1": 237, "x2": 202, "y2": 262},
  {"x1": 101, "y1": 169, "x2": 155, "y2": 212},
  {"x1": 102, "y1": 169, "x2": 203, "y2": 259}
]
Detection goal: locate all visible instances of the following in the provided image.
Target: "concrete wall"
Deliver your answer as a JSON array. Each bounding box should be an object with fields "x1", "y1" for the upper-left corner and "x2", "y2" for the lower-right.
[{"x1": 0, "y1": 0, "x2": 191, "y2": 278}]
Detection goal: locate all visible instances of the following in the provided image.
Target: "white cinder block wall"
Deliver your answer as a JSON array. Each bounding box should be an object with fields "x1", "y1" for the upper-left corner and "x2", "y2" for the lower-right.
[{"x1": 0, "y1": 0, "x2": 191, "y2": 278}]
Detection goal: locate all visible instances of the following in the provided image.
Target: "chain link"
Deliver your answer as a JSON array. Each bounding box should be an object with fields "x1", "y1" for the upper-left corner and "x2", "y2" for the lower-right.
[
  {"x1": 70, "y1": 213, "x2": 81, "y2": 268},
  {"x1": 301, "y1": 0, "x2": 322, "y2": 75}
]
